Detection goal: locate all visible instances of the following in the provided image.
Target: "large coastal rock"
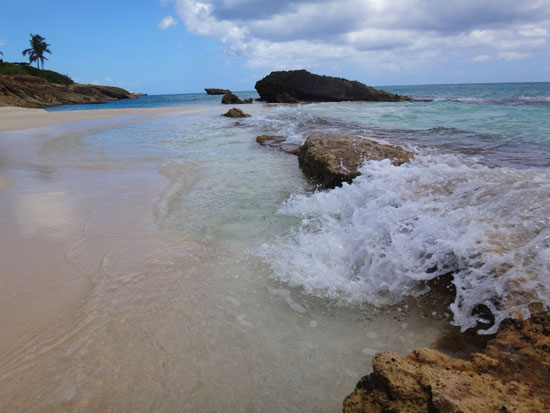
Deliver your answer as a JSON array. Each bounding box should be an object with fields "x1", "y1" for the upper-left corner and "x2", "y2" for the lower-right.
[
  {"x1": 255, "y1": 70, "x2": 412, "y2": 103},
  {"x1": 344, "y1": 311, "x2": 550, "y2": 412},
  {"x1": 0, "y1": 74, "x2": 139, "y2": 108},
  {"x1": 205, "y1": 88, "x2": 231, "y2": 95},
  {"x1": 298, "y1": 134, "x2": 413, "y2": 188}
]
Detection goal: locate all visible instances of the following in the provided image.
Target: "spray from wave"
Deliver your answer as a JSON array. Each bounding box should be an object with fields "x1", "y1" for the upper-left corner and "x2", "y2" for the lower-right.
[{"x1": 258, "y1": 153, "x2": 550, "y2": 334}]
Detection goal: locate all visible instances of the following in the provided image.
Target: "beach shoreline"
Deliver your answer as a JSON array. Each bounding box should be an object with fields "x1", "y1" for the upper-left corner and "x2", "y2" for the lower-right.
[{"x1": 0, "y1": 106, "x2": 203, "y2": 132}]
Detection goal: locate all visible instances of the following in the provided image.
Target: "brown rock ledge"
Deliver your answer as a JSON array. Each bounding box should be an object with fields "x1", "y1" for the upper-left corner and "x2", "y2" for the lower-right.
[
  {"x1": 255, "y1": 133, "x2": 413, "y2": 188},
  {"x1": 343, "y1": 310, "x2": 550, "y2": 413},
  {"x1": 0, "y1": 74, "x2": 140, "y2": 108},
  {"x1": 298, "y1": 134, "x2": 413, "y2": 188},
  {"x1": 223, "y1": 108, "x2": 251, "y2": 118}
]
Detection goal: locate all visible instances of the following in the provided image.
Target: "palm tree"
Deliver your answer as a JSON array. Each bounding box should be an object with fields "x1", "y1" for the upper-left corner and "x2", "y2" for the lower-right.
[{"x1": 22, "y1": 34, "x2": 51, "y2": 69}]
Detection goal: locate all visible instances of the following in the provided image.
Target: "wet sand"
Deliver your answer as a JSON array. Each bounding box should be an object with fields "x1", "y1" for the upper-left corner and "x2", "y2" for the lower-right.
[{"x1": 0, "y1": 106, "x2": 199, "y2": 132}]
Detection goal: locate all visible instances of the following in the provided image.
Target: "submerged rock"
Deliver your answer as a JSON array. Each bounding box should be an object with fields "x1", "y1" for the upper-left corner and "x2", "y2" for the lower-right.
[
  {"x1": 256, "y1": 135, "x2": 299, "y2": 154},
  {"x1": 205, "y1": 88, "x2": 231, "y2": 95},
  {"x1": 0, "y1": 74, "x2": 140, "y2": 108},
  {"x1": 343, "y1": 310, "x2": 550, "y2": 413},
  {"x1": 223, "y1": 108, "x2": 250, "y2": 118},
  {"x1": 298, "y1": 134, "x2": 413, "y2": 188},
  {"x1": 254, "y1": 70, "x2": 412, "y2": 103}
]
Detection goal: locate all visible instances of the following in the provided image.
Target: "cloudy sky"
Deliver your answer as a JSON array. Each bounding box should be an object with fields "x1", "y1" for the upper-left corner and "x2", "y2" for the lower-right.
[{"x1": 1, "y1": 0, "x2": 549, "y2": 93}]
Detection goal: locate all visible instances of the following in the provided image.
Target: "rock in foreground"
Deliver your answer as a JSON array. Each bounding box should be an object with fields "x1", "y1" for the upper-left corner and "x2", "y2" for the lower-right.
[
  {"x1": 205, "y1": 88, "x2": 231, "y2": 95},
  {"x1": 223, "y1": 108, "x2": 250, "y2": 118},
  {"x1": 0, "y1": 74, "x2": 140, "y2": 108},
  {"x1": 298, "y1": 134, "x2": 413, "y2": 188},
  {"x1": 255, "y1": 70, "x2": 411, "y2": 103},
  {"x1": 344, "y1": 311, "x2": 550, "y2": 413}
]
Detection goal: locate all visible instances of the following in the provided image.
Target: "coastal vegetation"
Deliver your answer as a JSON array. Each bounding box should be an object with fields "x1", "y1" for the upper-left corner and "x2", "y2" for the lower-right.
[
  {"x1": 22, "y1": 33, "x2": 51, "y2": 69},
  {"x1": 0, "y1": 61, "x2": 73, "y2": 85}
]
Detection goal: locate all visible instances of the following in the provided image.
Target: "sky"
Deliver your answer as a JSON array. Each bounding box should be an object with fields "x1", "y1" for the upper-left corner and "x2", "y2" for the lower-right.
[{"x1": 1, "y1": 0, "x2": 549, "y2": 94}]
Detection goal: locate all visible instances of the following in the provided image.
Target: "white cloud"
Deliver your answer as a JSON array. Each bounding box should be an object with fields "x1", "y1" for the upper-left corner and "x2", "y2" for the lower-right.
[
  {"x1": 498, "y1": 51, "x2": 532, "y2": 60},
  {"x1": 473, "y1": 54, "x2": 492, "y2": 62},
  {"x1": 158, "y1": 15, "x2": 178, "y2": 30},
  {"x1": 166, "y1": 0, "x2": 550, "y2": 71}
]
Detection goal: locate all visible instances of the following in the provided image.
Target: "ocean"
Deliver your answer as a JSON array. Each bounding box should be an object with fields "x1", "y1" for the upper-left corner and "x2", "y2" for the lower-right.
[{"x1": 1, "y1": 82, "x2": 549, "y2": 410}]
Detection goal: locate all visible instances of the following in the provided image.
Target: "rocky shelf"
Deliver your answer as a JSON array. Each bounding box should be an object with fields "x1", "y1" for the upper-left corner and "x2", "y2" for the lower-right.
[
  {"x1": 344, "y1": 309, "x2": 550, "y2": 413},
  {"x1": 0, "y1": 74, "x2": 141, "y2": 108},
  {"x1": 256, "y1": 133, "x2": 413, "y2": 188}
]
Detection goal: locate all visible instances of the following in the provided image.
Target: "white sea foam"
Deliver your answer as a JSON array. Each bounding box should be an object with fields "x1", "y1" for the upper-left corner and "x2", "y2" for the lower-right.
[
  {"x1": 518, "y1": 95, "x2": 550, "y2": 103},
  {"x1": 258, "y1": 153, "x2": 550, "y2": 334}
]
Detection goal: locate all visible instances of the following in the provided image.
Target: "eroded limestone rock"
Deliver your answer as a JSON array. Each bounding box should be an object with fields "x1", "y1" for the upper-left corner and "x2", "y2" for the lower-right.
[
  {"x1": 298, "y1": 134, "x2": 413, "y2": 188},
  {"x1": 344, "y1": 311, "x2": 550, "y2": 413}
]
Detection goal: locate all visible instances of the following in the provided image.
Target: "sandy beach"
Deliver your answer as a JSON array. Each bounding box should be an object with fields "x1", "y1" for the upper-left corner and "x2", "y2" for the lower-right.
[{"x1": 0, "y1": 106, "x2": 201, "y2": 132}]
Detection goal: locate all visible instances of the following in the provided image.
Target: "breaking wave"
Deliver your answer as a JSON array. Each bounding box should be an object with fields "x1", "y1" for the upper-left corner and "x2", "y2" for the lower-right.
[{"x1": 258, "y1": 153, "x2": 550, "y2": 334}]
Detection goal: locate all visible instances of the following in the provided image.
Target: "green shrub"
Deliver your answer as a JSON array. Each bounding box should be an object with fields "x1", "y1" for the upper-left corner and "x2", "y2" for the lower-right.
[{"x1": 0, "y1": 62, "x2": 74, "y2": 85}]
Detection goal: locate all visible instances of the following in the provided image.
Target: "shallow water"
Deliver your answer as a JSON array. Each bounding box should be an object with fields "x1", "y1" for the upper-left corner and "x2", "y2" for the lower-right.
[{"x1": 0, "y1": 108, "x2": 446, "y2": 412}]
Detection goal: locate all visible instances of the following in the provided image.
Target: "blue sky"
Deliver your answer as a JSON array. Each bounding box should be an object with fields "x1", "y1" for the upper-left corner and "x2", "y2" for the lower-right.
[{"x1": 1, "y1": 0, "x2": 549, "y2": 94}]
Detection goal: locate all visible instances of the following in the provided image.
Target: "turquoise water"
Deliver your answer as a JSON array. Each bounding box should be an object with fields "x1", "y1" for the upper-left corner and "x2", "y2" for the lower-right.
[
  {"x1": 45, "y1": 91, "x2": 259, "y2": 111},
  {"x1": 47, "y1": 82, "x2": 550, "y2": 165}
]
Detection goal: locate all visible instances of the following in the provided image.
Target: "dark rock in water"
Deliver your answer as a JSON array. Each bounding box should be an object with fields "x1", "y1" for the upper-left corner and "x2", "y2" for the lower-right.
[
  {"x1": 0, "y1": 74, "x2": 140, "y2": 108},
  {"x1": 221, "y1": 93, "x2": 240, "y2": 104},
  {"x1": 222, "y1": 92, "x2": 251, "y2": 104},
  {"x1": 255, "y1": 70, "x2": 412, "y2": 103},
  {"x1": 298, "y1": 134, "x2": 413, "y2": 188},
  {"x1": 343, "y1": 309, "x2": 550, "y2": 413},
  {"x1": 205, "y1": 88, "x2": 231, "y2": 95},
  {"x1": 223, "y1": 108, "x2": 250, "y2": 118},
  {"x1": 256, "y1": 135, "x2": 299, "y2": 154}
]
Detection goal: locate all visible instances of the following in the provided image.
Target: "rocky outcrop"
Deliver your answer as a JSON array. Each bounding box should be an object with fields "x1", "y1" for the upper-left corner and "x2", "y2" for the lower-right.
[
  {"x1": 256, "y1": 135, "x2": 299, "y2": 154},
  {"x1": 223, "y1": 108, "x2": 250, "y2": 118},
  {"x1": 221, "y1": 93, "x2": 252, "y2": 104},
  {"x1": 0, "y1": 74, "x2": 140, "y2": 108},
  {"x1": 298, "y1": 134, "x2": 413, "y2": 188},
  {"x1": 205, "y1": 88, "x2": 231, "y2": 95},
  {"x1": 255, "y1": 70, "x2": 412, "y2": 103},
  {"x1": 275, "y1": 92, "x2": 300, "y2": 104},
  {"x1": 344, "y1": 310, "x2": 550, "y2": 413}
]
